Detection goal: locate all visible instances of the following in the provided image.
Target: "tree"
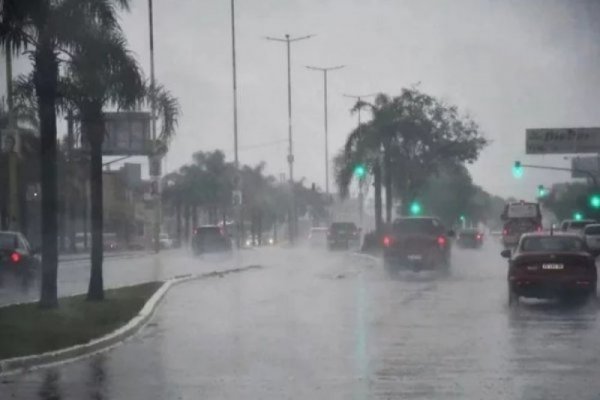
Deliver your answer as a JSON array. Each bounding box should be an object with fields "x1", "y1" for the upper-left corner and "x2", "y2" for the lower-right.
[
  {"x1": 1, "y1": 0, "x2": 130, "y2": 307},
  {"x1": 61, "y1": 25, "x2": 144, "y2": 301}
]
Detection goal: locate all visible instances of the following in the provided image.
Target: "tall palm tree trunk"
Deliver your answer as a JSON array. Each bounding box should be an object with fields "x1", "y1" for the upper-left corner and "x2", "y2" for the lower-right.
[
  {"x1": 175, "y1": 200, "x2": 182, "y2": 247},
  {"x1": 373, "y1": 162, "x2": 383, "y2": 236},
  {"x1": 35, "y1": 45, "x2": 59, "y2": 309},
  {"x1": 184, "y1": 203, "x2": 190, "y2": 245},
  {"x1": 383, "y1": 145, "x2": 393, "y2": 223},
  {"x1": 87, "y1": 122, "x2": 104, "y2": 301}
]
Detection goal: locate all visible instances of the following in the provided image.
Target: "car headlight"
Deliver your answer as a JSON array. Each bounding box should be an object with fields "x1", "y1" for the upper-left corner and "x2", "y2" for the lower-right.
[{"x1": 268, "y1": 238, "x2": 274, "y2": 245}]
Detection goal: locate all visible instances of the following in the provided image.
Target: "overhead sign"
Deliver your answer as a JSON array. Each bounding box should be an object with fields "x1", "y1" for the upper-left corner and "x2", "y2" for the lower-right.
[
  {"x1": 526, "y1": 127, "x2": 600, "y2": 154},
  {"x1": 102, "y1": 112, "x2": 151, "y2": 156},
  {"x1": 571, "y1": 156, "x2": 600, "y2": 179}
]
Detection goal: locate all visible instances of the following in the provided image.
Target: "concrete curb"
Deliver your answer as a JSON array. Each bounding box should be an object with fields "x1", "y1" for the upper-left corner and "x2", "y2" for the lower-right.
[{"x1": 0, "y1": 264, "x2": 263, "y2": 376}]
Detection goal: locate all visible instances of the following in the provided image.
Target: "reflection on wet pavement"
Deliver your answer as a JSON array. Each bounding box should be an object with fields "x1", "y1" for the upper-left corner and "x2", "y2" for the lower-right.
[{"x1": 2, "y1": 242, "x2": 600, "y2": 399}]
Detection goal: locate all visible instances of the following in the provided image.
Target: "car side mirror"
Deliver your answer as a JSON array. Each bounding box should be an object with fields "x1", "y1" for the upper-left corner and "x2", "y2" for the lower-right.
[
  {"x1": 500, "y1": 249, "x2": 511, "y2": 258},
  {"x1": 447, "y1": 230, "x2": 455, "y2": 238}
]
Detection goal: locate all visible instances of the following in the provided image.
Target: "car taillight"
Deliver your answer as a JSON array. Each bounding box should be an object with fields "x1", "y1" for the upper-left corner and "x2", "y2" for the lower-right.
[
  {"x1": 503, "y1": 229, "x2": 508, "y2": 236},
  {"x1": 476, "y1": 234, "x2": 482, "y2": 240},
  {"x1": 383, "y1": 236, "x2": 392, "y2": 247},
  {"x1": 10, "y1": 252, "x2": 21, "y2": 263},
  {"x1": 536, "y1": 226, "x2": 542, "y2": 232},
  {"x1": 437, "y1": 236, "x2": 446, "y2": 246}
]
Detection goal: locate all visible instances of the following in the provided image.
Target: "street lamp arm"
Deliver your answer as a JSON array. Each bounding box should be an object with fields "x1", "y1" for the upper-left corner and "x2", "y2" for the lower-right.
[
  {"x1": 289, "y1": 34, "x2": 316, "y2": 42},
  {"x1": 521, "y1": 163, "x2": 598, "y2": 186}
]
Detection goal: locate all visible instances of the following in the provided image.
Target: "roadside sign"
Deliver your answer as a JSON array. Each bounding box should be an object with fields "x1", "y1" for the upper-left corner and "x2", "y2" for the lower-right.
[
  {"x1": 232, "y1": 190, "x2": 242, "y2": 206},
  {"x1": 526, "y1": 127, "x2": 600, "y2": 154},
  {"x1": 571, "y1": 156, "x2": 600, "y2": 179}
]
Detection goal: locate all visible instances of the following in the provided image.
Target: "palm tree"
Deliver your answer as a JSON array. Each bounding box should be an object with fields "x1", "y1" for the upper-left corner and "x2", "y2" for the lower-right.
[
  {"x1": 1, "y1": 0, "x2": 133, "y2": 307},
  {"x1": 61, "y1": 25, "x2": 144, "y2": 301}
]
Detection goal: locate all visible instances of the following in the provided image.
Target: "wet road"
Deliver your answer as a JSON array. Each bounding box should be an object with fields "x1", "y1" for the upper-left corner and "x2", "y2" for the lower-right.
[
  {"x1": 3, "y1": 240, "x2": 600, "y2": 399},
  {"x1": 0, "y1": 248, "x2": 269, "y2": 306}
]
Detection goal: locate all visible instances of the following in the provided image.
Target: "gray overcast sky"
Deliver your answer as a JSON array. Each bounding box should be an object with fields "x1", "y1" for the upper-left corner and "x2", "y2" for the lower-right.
[{"x1": 5, "y1": 0, "x2": 600, "y2": 201}]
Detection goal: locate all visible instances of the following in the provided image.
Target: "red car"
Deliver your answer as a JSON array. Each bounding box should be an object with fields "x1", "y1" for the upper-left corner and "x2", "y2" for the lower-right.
[{"x1": 502, "y1": 232, "x2": 597, "y2": 304}]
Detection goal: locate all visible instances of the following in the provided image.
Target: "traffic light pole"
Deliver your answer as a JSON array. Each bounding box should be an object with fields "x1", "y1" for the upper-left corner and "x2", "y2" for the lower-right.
[{"x1": 519, "y1": 163, "x2": 598, "y2": 187}]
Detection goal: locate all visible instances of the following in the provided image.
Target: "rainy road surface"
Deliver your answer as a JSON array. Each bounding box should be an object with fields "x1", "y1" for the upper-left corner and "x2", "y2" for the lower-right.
[{"x1": 3, "y1": 240, "x2": 600, "y2": 399}]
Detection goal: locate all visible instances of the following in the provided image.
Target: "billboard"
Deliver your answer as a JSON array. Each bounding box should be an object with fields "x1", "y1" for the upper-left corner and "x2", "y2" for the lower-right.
[
  {"x1": 526, "y1": 127, "x2": 600, "y2": 154},
  {"x1": 571, "y1": 156, "x2": 600, "y2": 179},
  {"x1": 102, "y1": 112, "x2": 151, "y2": 156}
]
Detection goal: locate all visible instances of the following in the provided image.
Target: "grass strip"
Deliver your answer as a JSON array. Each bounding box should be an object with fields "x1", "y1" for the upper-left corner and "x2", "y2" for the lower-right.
[{"x1": 0, "y1": 281, "x2": 162, "y2": 360}]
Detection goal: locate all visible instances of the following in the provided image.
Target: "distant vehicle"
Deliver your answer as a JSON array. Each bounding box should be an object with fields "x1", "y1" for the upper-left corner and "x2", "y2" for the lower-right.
[
  {"x1": 192, "y1": 226, "x2": 232, "y2": 255},
  {"x1": 103, "y1": 232, "x2": 120, "y2": 252},
  {"x1": 327, "y1": 222, "x2": 360, "y2": 250},
  {"x1": 158, "y1": 233, "x2": 175, "y2": 249},
  {"x1": 501, "y1": 201, "x2": 542, "y2": 249},
  {"x1": 382, "y1": 217, "x2": 454, "y2": 271},
  {"x1": 456, "y1": 229, "x2": 484, "y2": 249},
  {"x1": 0, "y1": 231, "x2": 38, "y2": 273},
  {"x1": 561, "y1": 219, "x2": 596, "y2": 235},
  {"x1": 308, "y1": 227, "x2": 328, "y2": 247},
  {"x1": 502, "y1": 232, "x2": 597, "y2": 304},
  {"x1": 583, "y1": 224, "x2": 600, "y2": 256}
]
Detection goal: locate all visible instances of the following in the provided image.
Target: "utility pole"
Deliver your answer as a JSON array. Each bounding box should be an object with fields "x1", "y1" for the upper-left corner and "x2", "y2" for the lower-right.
[
  {"x1": 343, "y1": 93, "x2": 377, "y2": 231},
  {"x1": 231, "y1": 0, "x2": 242, "y2": 248},
  {"x1": 148, "y1": 0, "x2": 161, "y2": 253},
  {"x1": 266, "y1": 33, "x2": 314, "y2": 244},
  {"x1": 306, "y1": 65, "x2": 344, "y2": 195}
]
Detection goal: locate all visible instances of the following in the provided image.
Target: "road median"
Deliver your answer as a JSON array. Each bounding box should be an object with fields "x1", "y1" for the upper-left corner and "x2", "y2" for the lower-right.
[{"x1": 0, "y1": 264, "x2": 263, "y2": 376}]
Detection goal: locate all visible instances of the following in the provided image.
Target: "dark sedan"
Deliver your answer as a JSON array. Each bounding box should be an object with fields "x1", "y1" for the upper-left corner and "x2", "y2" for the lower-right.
[
  {"x1": 0, "y1": 231, "x2": 38, "y2": 274},
  {"x1": 192, "y1": 226, "x2": 232, "y2": 255},
  {"x1": 502, "y1": 232, "x2": 597, "y2": 304},
  {"x1": 456, "y1": 229, "x2": 483, "y2": 249}
]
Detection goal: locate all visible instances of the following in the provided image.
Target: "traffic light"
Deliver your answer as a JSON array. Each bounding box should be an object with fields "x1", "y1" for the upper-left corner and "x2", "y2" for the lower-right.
[
  {"x1": 459, "y1": 215, "x2": 466, "y2": 222},
  {"x1": 512, "y1": 161, "x2": 523, "y2": 179},
  {"x1": 409, "y1": 201, "x2": 422, "y2": 216},
  {"x1": 354, "y1": 164, "x2": 366, "y2": 179},
  {"x1": 537, "y1": 185, "x2": 547, "y2": 198},
  {"x1": 589, "y1": 194, "x2": 600, "y2": 209},
  {"x1": 574, "y1": 211, "x2": 584, "y2": 221}
]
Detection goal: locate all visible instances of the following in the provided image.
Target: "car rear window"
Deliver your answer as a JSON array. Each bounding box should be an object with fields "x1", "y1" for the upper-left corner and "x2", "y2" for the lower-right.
[
  {"x1": 393, "y1": 219, "x2": 441, "y2": 235},
  {"x1": 0, "y1": 233, "x2": 18, "y2": 250},
  {"x1": 569, "y1": 221, "x2": 595, "y2": 230},
  {"x1": 330, "y1": 223, "x2": 357, "y2": 232},
  {"x1": 584, "y1": 225, "x2": 600, "y2": 235},
  {"x1": 521, "y1": 236, "x2": 585, "y2": 252},
  {"x1": 195, "y1": 227, "x2": 222, "y2": 238}
]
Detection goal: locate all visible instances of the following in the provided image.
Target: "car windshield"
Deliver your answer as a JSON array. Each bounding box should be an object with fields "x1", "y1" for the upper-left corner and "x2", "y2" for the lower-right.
[
  {"x1": 6, "y1": 1, "x2": 600, "y2": 397},
  {"x1": 0, "y1": 233, "x2": 18, "y2": 250},
  {"x1": 521, "y1": 236, "x2": 585, "y2": 252}
]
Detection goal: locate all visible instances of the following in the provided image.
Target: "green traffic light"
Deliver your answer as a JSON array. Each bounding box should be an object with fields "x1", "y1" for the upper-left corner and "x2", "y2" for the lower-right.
[
  {"x1": 537, "y1": 185, "x2": 547, "y2": 198},
  {"x1": 354, "y1": 164, "x2": 366, "y2": 178},
  {"x1": 410, "y1": 201, "x2": 422, "y2": 216},
  {"x1": 590, "y1": 194, "x2": 600, "y2": 209},
  {"x1": 574, "y1": 212, "x2": 584, "y2": 221},
  {"x1": 512, "y1": 161, "x2": 523, "y2": 179},
  {"x1": 459, "y1": 215, "x2": 466, "y2": 222}
]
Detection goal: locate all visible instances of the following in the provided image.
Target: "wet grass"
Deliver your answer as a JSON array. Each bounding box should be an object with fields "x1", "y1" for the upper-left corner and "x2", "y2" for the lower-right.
[{"x1": 0, "y1": 281, "x2": 162, "y2": 360}]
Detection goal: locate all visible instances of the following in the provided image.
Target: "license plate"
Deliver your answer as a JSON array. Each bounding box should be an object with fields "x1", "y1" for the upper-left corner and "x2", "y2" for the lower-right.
[
  {"x1": 408, "y1": 254, "x2": 422, "y2": 261},
  {"x1": 542, "y1": 263, "x2": 564, "y2": 270}
]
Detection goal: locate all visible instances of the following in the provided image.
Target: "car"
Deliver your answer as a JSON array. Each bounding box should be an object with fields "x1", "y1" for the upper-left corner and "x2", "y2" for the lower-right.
[
  {"x1": 456, "y1": 229, "x2": 484, "y2": 249},
  {"x1": 583, "y1": 224, "x2": 600, "y2": 257},
  {"x1": 308, "y1": 227, "x2": 328, "y2": 247},
  {"x1": 382, "y1": 217, "x2": 454, "y2": 271},
  {"x1": 502, "y1": 232, "x2": 597, "y2": 304},
  {"x1": 327, "y1": 222, "x2": 360, "y2": 250},
  {"x1": 560, "y1": 219, "x2": 596, "y2": 235},
  {"x1": 0, "y1": 231, "x2": 38, "y2": 274},
  {"x1": 158, "y1": 233, "x2": 175, "y2": 249},
  {"x1": 192, "y1": 226, "x2": 232, "y2": 255}
]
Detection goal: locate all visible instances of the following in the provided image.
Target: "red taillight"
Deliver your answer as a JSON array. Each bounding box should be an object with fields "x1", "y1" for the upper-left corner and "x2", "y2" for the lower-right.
[
  {"x1": 537, "y1": 226, "x2": 542, "y2": 232},
  {"x1": 503, "y1": 229, "x2": 508, "y2": 236},
  {"x1": 476, "y1": 234, "x2": 482, "y2": 240},
  {"x1": 383, "y1": 236, "x2": 392, "y2": 247},
  {"x1": 437, "y1": 236, "x2": 446, "y2": 246},
  {"x1": 10, "y1": 252, "x2": 21, "y2": 263}
]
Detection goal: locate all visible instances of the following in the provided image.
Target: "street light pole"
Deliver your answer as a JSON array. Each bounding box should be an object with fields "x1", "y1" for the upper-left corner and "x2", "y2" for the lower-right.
[
  {"x1": 148, "y1": 0, "x2": 161, "y2": 253},
  {"x1": 230, "y1": 0, "x2": 243, "y2": 247},
  {"x1": 306, "y1": 65, "x2": 344, "y2": 195},
  {"x1": 266, "y1": 33, "x2": 314, "y2": 244}
]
